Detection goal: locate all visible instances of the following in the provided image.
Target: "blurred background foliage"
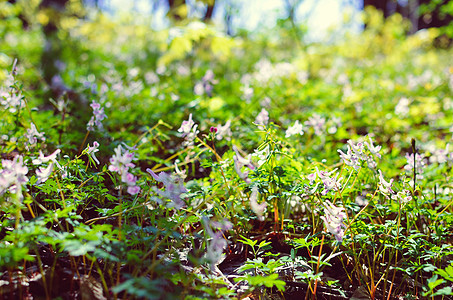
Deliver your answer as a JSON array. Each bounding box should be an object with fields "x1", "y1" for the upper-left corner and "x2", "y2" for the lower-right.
[{"x1": 0, "y1": 0, "x2": 452, "y2": 159}]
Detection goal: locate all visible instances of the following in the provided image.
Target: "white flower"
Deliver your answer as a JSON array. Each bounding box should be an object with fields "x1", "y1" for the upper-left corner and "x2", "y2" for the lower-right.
[
  {"x1": 233, "y1": 146, "x2": 254, "y2": 183},
  {"x1": 250, "y1": 186, "x2": 266, "y2": 221},
  {"x1": 0, "y1": 155, "x2": 28, "y2": 198},
  {"x1": 364, "y1": 136, "x2": 382, "y2": 158},
  {"x1": 255, "y1": 108, "x2": 269, "y2": 129},
  {"x1": 85, "y1": 141, "x2": 100, "y2": 165},
  {"x1": 321, "y1": 200, "x2": 346, "y2": 243},
  {"x1": 404, "y1": 153, "x2": 426, "y2": 179},
  {"x1": 377, "y1": 169, "x2": 393, "y2": 195},
  {"x1": 26, "y1": 123, "x2": 45, "y2": 146},
  {"x1": 285, "y1": 120, "x2": 304, "y2": 138},
  {"x1": 395, "y1": 97, "x2": 410, "y2": 116},
  {"x1": 32, "y1": 149, "x2": 61, "y2": 165},
  {"x1": 216, "y1": 120, "x2": 232, "y2": 141},
  {"x1": 36, "y1": 162, "x2": 54, "y2": 184},
  {"x1": 178, "y1": 113, "x2": 199, "y2": 146}
]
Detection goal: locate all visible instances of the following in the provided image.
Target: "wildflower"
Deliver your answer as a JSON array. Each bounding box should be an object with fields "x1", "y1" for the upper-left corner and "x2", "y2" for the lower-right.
[
  {"x1": 147, "y1": 169, "x2": 187, "y2": 208},
  {"x1": 391, "y1": 190, "x2": 412, "y2": 204},
  {"x1": 109, "y1": 145, "x2": 140, "y2": 195},
  {"x1": 255, "y1": 108, "x2": 269, "y2": 129},
  {"x1": 26, "y1": 123, "x2": 45, "y2": 146},
  {"x1": 216, "y1": 120, "x2": 232, "y2": 141},
  {"x1": 36, "y1": 163, "x2": 54, "y2": 184},
  {"x1": 202, "y1": 217, "x2": 232, "y2": 270},
  {"x1": 0, "y1": 69, "x2": 24, "y2": 113},
  {"x1": 252, "y1": 145, "x2": 269, "y2": 168},
  {"x1": 32, "y1": 149, "x2": 61, "y2": 165},
  {"x1": 338, "y1": 145, "x2": 360, "y2": 170},
  {"x1": 87, "y1": 100, "x2": 107, "y2": 131},
  {"x1": 430, "y1": 144, "x2": 451, "y2": 164},
  {"x1": 178, "y1": 113, "x2": 195, "y2": 137},
  {"x1": 316, "y1": 167, "x2": 343, "y2": 195},
  {"x1": 285, "y1": 120, "x2": 304, "y2": 138},
  {"x1": 321, "y1": 200, "x2": 346, "y2": 243},
  {"x1": 307, "y1": 172, "x2": 317, "y2": 184},
  {"x1": 194, "y1": 69, "x2": 217, "y2": 97},
  {"x1": 178, "y1": 113, "x2": 199, "y2": 146},
  {"x1": 249, "y1": 186, "x2": 266, "y2": 221},
  {"x1": 233, "y1": 146, "x2": 255, "y2": 184},
  {"x1": 305, "y1": 114, "x2": 326, "y2": 136},
  {"x1": 85, "y1": 141, "x2": 100, "y2": 165},
  {"x1": 338, "y1": 137, "x2": 381, "y2": 170},
  {"x1": 364, "y1": 136, "x2": 382, "y2": 158},
  {"x1": 0, "y1": 156, "x2": 28, "y2": 199},
  {"x1": 377, "y1": 169, "x2": 394, "y2": 195},
  {"x1": 404, "y1": 153, "x2": 426, "y2": 179},
  {"x1": 395, "y1": 97, "x2": 410, "y2": 117},
  {"x1": 1, "y1": 91, "x2": 24, "y2": 113}
]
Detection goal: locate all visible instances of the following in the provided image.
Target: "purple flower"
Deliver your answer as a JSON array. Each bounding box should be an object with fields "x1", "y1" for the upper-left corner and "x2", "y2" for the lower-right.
[
  {"x1": 305, "y1": 114, "x2": 326, "y2": 136},
  {"x1": 109, "y1": 145, "x2": 140, "y2": 195},
  {"x1": 147, "y1": 169, "x2": 187, "y2": 208},
  {"x1": 87, "y1": 101, "x2": 107, "y2": 131},
  {"x1": 338, "y1": 146, "x2": 360, "y2": 170},
  {"x1": 202, "y1": 217, "x2": 232, "y2": 270}
]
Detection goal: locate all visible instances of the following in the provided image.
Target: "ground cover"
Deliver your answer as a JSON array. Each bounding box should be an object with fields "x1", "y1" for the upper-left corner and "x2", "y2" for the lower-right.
[{"x1": 0, "y1": 3, "x2": 453, "y2": 299}]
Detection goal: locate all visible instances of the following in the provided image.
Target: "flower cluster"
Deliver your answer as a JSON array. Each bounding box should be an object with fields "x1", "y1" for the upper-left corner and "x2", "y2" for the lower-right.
[
  {"x1": 429, "y1": 144, "x2": 452, "y2": 164},
  {"x1": 147, "y1": 169, "x2": 187, "y2": 209},
  {"x1": 233, "y1": 146, "x2": 255, "y2": 184},
  {"x1": 377, "y1": 169, "x2": 394, "y2": 196},
  {"x1": 26, "y1": 123, "x2": 45, "y2": 148},
  {"x1": 194, "y1": 69, "x2": 218, "y2": 97},
  {"x1": 87, "y1": 100, "x2": 107, "y2": 131},
  {"x1": 109, "y1": 145, "x2": 140, "y2": 195},
  {"x1": 84, "y1": 141, "x2": 100, "y2": 165},
  {"x1": 202, "y1": 217, "x2": 232, "y2": 270},
  {"x1": 337, "y1": 136, "x2": 381, "y2": 170},
  {"x1": 0, "y1": 66, "x2": 24, "y2": 114},
  {"x1": 178, "y1": 113, "x2": 199, "y2": 146},
  {"x1": 255, "y1": 108, "x2": 269, "y2": 129},
  {"x1": 285, "y1": 120, "x2": 304, "y2": 138},
  {"x1": 32, "y1": 149, "x2": 61, "y2": 184},
  {"x1": 404, "y1": 153, "x2": 426, "y2": 180},
  {"x1": 391, "y1": 190, "x2": 412, "y2": 204},
  {"x1": 305, "y1": 114, "x2": 326, "y2": 136},
  {"x1": 215, "y1": 120, "x2": 232, "y2": 141},
  {"x1": 307, "y1": 167, "x2": 343, "y2": 196},
  {"x1": 0, "y1": 156, "x2": 28, "y2": 201},
  {"x1": 320, "y1": 200, "x2": 346, "y2": 243}
]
